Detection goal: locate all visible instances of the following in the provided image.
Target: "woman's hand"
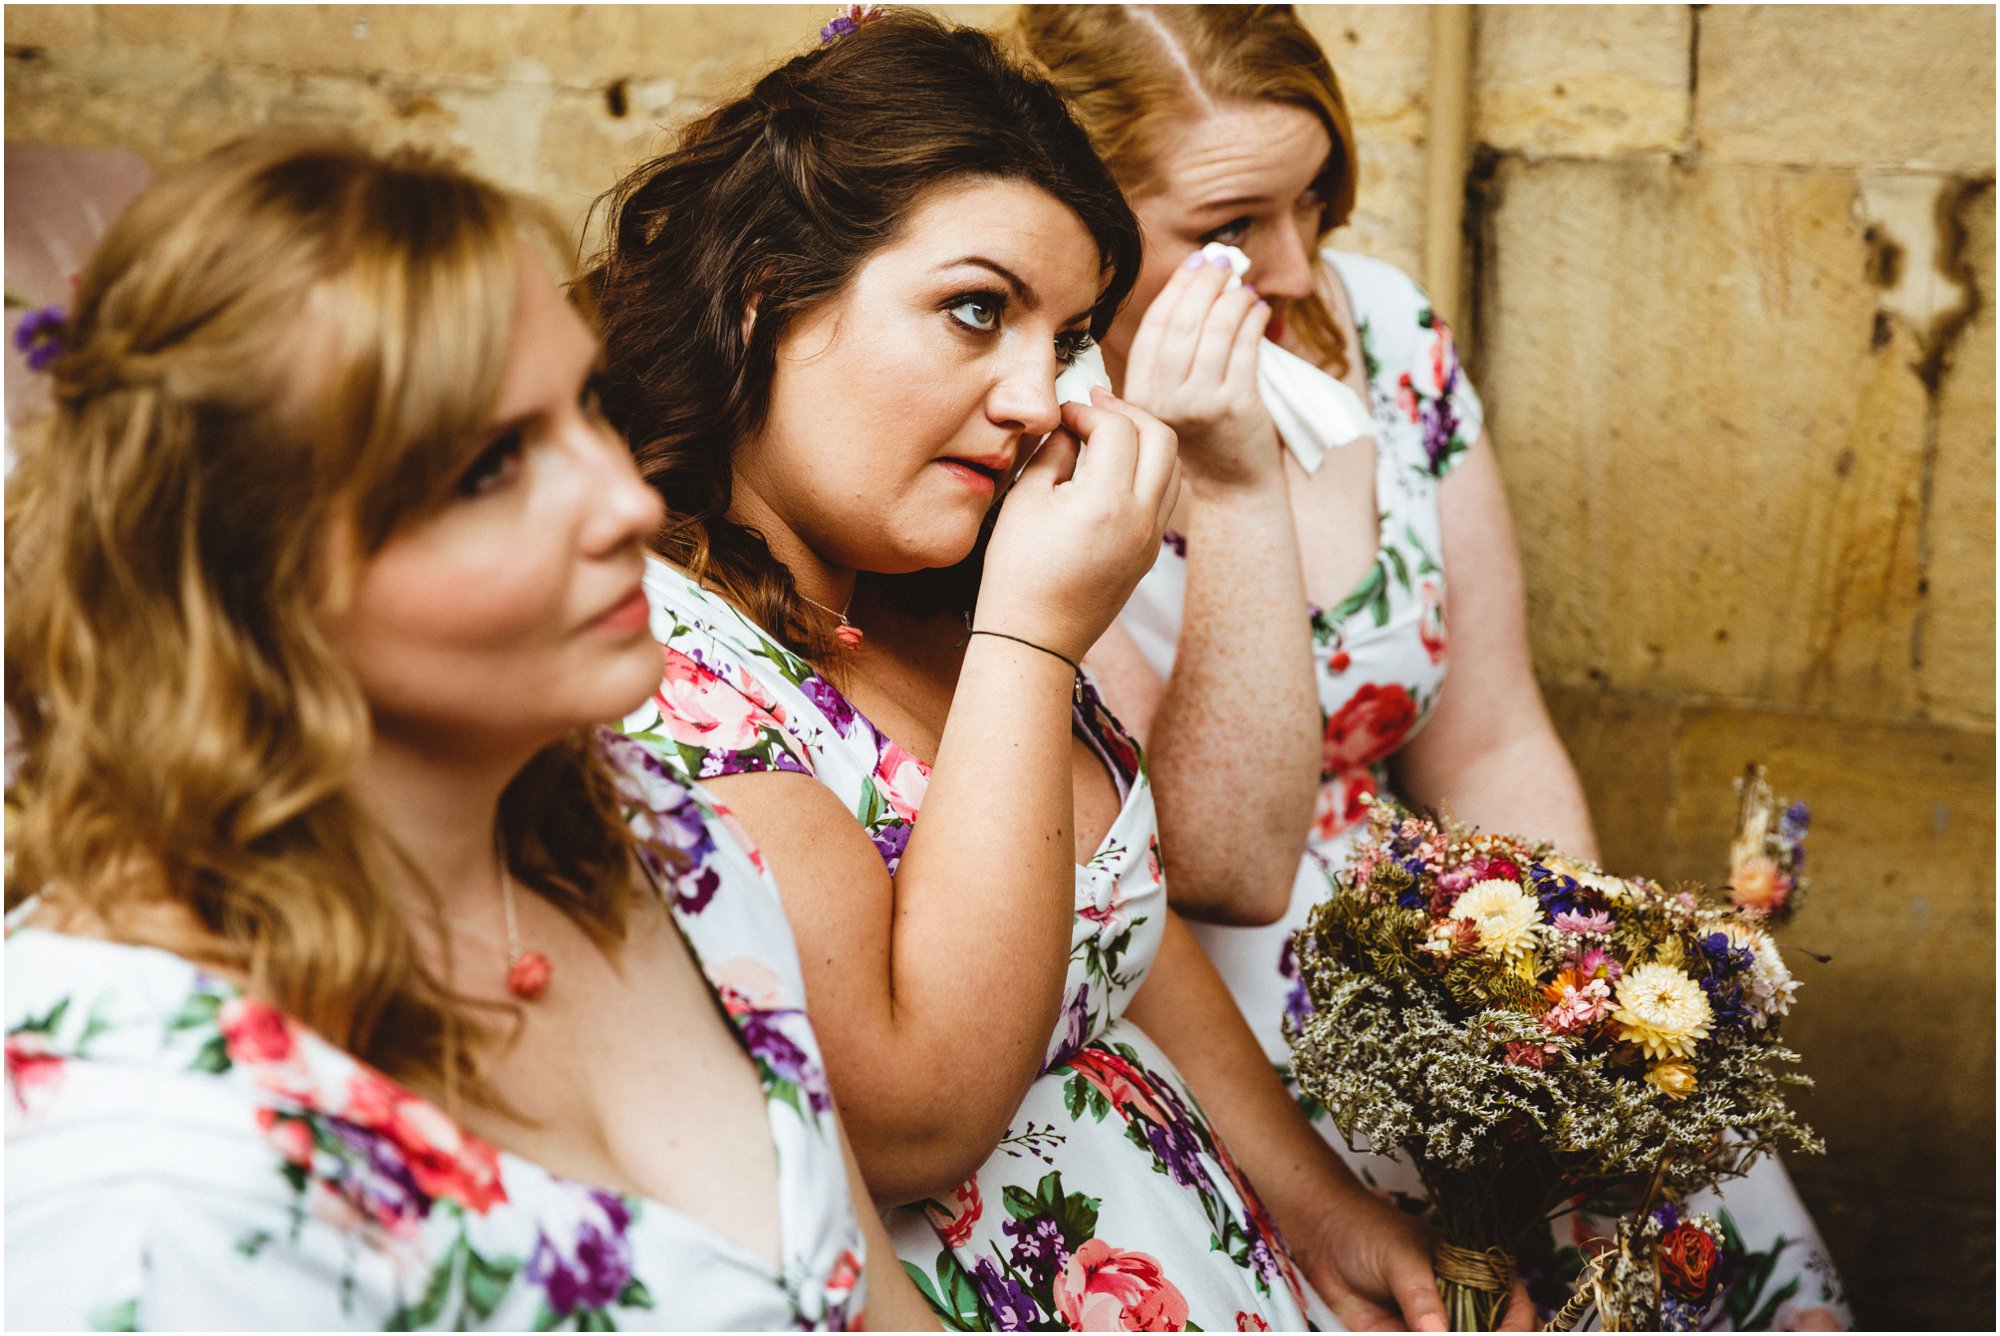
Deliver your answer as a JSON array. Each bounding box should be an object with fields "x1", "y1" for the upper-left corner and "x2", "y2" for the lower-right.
[
  {"x1": 1298, "y1": 1187, "x2": 1536, "y2": 1332},
  {"x1": 978, "y1": 390, "x2": 1180, "y2": 663},
  {"x1": 1119, "y1": 249, "x2": 1279, "y2": 492}
]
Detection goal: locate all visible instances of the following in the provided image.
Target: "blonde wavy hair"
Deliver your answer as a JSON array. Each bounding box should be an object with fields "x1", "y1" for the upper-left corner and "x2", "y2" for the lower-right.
[
  {"x1": 1010, "y1": 4, "x2": 1361, "y2": 376},
  {"x1": 6, "y1": 136, "x2": 653, "y2": 1103}
]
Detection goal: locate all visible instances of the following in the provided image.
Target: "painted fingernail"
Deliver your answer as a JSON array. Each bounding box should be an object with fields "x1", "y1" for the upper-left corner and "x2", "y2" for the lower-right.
[
  {"x1": 1208, "y1": 253, "x2": 1233, "y2": 269},
  {"x1": 1255, "y1": 299, "x2": 1269, "y2": 309},
  {"x1": 1242, "y1": 281, "x2": 1258, "y2": 296},
  {"x1": 1182, "y1": 251, "x2": 1206, "y2": 270}
]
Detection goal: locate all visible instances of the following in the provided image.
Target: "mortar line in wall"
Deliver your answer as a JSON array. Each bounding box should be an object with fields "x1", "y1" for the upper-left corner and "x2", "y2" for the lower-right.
[
  {"x1": 1477, "y1": 148, "x2": 1984, "y2": 180},
  {"x1": 1540, "y1": 681, "x2": 1995, "y2": 737}
]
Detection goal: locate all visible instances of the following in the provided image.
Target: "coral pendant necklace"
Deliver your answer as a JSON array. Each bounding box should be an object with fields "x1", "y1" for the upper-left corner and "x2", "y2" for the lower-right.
[
  {"x1": 800, "y1": 590, "x2": 864, "y2": 648},
  {"x1": 500, "y1": 863, "x2": 551, "y2": 1000}
]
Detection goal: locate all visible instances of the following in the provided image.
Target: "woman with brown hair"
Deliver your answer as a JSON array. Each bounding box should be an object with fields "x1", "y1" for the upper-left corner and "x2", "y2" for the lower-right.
[
  {"x1": 4, "y1": 135, "x2": 934, "y2": 1330},
  {"x1": 1015, "y1": 5, "x2": 1848, "y2": 1328},
  {"x1": 589, "y1": 9, "x2": 1475, "y2": 1330}
]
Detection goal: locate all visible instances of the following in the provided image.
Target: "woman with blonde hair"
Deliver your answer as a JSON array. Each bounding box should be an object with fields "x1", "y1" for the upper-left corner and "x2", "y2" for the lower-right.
[
  {"x1": 1014, "y1": 5, "x2": 1849, "y2": 1328},
  {"x1": 4, "y1": 134, "x2": 933, "y2": 1330}
]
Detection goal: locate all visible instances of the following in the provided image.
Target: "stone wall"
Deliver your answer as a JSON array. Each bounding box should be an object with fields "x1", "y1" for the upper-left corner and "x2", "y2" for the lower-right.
[
  {"x1": 6, "y1": 6, "x2": 1993, "y2": 1327},
  {"x1": 1460, "y1": 10, "x2": 1994, "y2": 1329}
]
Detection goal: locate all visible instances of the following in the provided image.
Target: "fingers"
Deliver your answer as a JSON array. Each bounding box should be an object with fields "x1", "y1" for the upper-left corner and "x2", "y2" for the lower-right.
[
  {"x1": 1187, "y1": 282, "x2": 1263, "y2": 387},
  {"x1": 1496, "y1": 1279, "x2": 1538, "y2": 1332},
  {"x1": 1059, "y1": 398, "x2": 1138, "y2": 488},
  {"x1": 1088, "y1": 387, "x2": 1178, "y2": 513},
  {"x1": 1013, "y1": 426, "x2": 1081, "y2": 489},
  {"x1": 1388, "y1": 1253, "x2": 1451, "y2": 1333},
  {"x1": 1155, "y1": 455, "x2": 1184, "y2": 534},
  {"x1": 1223, "y1": 291, "x2": 1274, "y2": 390},
  {"x1": 1128, "y1": 248, "x2": 1233, "y2": 390}
]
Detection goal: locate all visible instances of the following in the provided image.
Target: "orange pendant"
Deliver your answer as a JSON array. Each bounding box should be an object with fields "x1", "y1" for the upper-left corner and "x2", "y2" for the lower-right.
[
  {"x1": 507, "y1": 950, "x2": 552, "y2": 1000},
  {"x1": 835, "y1": 622, "x2": 864, "y2": 649}
]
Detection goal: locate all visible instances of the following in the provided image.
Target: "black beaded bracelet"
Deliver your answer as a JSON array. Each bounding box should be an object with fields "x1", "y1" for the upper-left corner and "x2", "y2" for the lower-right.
[{"x1": 968, "y1": 629, "x2": 1080, "y2": 674}]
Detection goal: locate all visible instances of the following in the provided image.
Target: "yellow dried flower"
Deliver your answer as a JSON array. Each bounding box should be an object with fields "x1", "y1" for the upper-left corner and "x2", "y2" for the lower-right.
[
  {"x1": 1646, "y1": 1059, "x2": 1699, "y2": 1099},
  {"x1": 1612, "y1": 962, "x2": 1713, "y2": 1060}
]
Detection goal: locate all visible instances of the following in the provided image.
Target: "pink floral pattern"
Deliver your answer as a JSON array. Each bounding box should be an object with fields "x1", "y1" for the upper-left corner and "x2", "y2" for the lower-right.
[
  {"x1": 4, "y1": 743, "x2": 869, "y2": 1330},
  {"x1": 627, "y1": 562, "x2": 1316, "y2": 1330},
  {"x1": 1120, "y1": 248, "x2": 1847, "y2": 1331}
]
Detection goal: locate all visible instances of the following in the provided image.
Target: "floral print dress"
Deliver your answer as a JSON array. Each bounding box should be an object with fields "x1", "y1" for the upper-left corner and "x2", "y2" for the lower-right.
[
  {"x1": 624, "y1": 561, "x2": 1323, "y2": 1332},
  {"x1": 1116, "y1": 249, "x2": 1850, "y2": 1330},
  {"x1": 4, "y1": 734, "x2": 868, "y2": 1332}
]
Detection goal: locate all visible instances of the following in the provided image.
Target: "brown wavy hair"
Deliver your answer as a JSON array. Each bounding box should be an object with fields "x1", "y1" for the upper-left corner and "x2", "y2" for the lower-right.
[
  {"x1": 1010, "y1": 4, "x2": 1361, "y2": 377},
  {"x1": 5, "y1": 136, "x2": 652, "y2": 1105},
  {"x1": 585, "y1": 9, "x2": 1142, "y2": 660}
]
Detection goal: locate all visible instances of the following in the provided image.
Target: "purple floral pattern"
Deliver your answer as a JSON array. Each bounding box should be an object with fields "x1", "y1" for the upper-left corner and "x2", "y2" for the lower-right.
[
  {"x1": 4, "y1": 738, "x2": 869, "y2": 1330},
  {"x1": 1121, "y1": 248, "x2": 1848, "y2": 1331},
  {"x1": 628, "y1": 561, "x2": 1317, "y2": 1329}
]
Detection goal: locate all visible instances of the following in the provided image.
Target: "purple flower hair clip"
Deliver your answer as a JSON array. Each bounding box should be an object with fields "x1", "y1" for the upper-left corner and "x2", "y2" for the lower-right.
[
  {"x1": 820, "y1": 3, "x2": 883, "y2": 44},
  {"x1": 8, "y1": 296, "x2": 69, "y2": 373}
]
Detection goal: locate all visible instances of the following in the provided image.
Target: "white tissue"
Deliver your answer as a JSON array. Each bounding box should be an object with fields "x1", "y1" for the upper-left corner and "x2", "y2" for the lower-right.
[
  {"x1": 1055, "y1": 340, "x2": 1115, "y2": 407},
  {"x1": 1198, "y1": 242, "x2": 1371, "y2": 474}
]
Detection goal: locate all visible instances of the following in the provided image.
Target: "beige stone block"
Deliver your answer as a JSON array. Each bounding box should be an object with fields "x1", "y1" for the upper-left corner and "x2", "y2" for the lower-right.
[
  {"x1": 1473, "y1": 5, "x2": 1692, "y2": 158},
  {"x1": 1540, "y1": 685, "x2": 1679, "y2": 876},
  {"x1": 3, "y1": 5, "x2": 98, "y2": 51},
  {"x1": 1923, "y1": 183, "x2": 1997, "y2": 725},
  {"x1": 1295, "y1": 5, "x2": 1433, "y2": 142},
  {"x1": 1330, "y1": 134, "x2": 1426, "y2": 284},
  {"x1": 1479, "y1": 156, "x2": 1970, "y2": 723},
  {"x1": 1698, "y1": 5, "x2": 1995, "y2": 172},
  {"x1": 1669, "y1": 707, "x2": 1994, "y2": 1221}
]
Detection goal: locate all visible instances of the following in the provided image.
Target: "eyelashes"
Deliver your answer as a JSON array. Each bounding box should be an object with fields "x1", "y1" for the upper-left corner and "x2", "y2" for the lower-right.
[
  {"x1": 944, "y1": 288, "x2": 1095, "y2": 367},
  {"x1": 454, "y1": 374, "x2": 611, "y2": 499},
  {"x1": 455, "y1": 428, "x2": 524, "y2": 498}
]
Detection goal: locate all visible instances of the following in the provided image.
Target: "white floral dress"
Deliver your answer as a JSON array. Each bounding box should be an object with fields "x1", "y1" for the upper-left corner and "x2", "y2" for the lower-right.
[
  {"x1": 1117, "y1": 249, "x2": 1851, "y2": 1329},
  {"x1": 624, "y1": 561, "x2": 1322, "y2": 1332},
  {"x1": 4, "y1": 733, "x2": 869, "y2": 1331}
]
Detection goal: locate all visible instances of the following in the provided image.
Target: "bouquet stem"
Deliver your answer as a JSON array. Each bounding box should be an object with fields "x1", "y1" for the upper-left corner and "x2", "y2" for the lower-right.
[{"x1": 1433, "y1": 1240, "x2": 1516, "y2": 1331}]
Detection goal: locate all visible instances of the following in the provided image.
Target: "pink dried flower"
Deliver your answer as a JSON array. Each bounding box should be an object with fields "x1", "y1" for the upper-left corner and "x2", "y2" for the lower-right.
[
  {"x1": 1540, "y1": 970, "x2": 1615, "y2": 1035},
  {"x1": 1572, "y1": 947, "x2": 1624, "y2": 984},
  {"x1": 1504, "y1": 1041, "x2": 1557, "y2": 1070},
  {"x1": 1554, "y1": 908, "x2": 1615, "y2": 936}
]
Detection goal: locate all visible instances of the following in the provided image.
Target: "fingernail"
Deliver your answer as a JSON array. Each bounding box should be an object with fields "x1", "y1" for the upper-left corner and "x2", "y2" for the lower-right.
[
  {"x1": 1208, "y1": 253, "x2": 1232, "y2": 269},
  {"x1": 1182, "y1": 251, "x2": 1206, "y2": 271},
  {"x1": 1255, "y1": 299, "x2": 1269, "y2": 309},
  {"x1": 1242, "y1": 281, "x2": 1257, "y2": 296}
]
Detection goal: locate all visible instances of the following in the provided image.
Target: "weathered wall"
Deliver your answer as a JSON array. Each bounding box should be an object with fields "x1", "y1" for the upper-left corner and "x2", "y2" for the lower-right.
[
  {"x1": 1464, "y1": 8, "x2": 1994, "y2": 1329},
  {"x1": 5, "y1": 6, "x2": 1993, "y2": 1328}
]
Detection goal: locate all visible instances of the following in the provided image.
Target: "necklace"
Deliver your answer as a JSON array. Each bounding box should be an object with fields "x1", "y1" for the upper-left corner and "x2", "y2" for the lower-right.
[
  {"x1": 799, "y1": 590, "x2": 864, "y2": 648},
  {"x1": 499, "y1": 862, "x2": 552, "y2": 1000}
]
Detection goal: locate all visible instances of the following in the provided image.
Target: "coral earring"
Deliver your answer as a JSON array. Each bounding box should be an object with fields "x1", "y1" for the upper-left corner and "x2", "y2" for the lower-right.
[
  {"x1": 835, "y1": 622, "x2": 865, "y2": 649},
  {"x1": 507, "y1": 951, "x2": 552, "y2": 1000}
]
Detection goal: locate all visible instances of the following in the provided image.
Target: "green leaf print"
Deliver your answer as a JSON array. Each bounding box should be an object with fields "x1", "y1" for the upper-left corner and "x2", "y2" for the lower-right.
[
  {"x1": 462, "y1": 1246, "x2": 520, "y2": 1322},
  {"x1": 1328, "y1": 561, "x2": 1389, "y2": 628},
  {"x1": 1717, "y1": 1209, "x2": 1800, "y2": 1330},
  {"x1": 391, "y1": 1233, "x2": 462, "y2": 1329},
  {"x1": 1383, "y1": 541, "x2": 1411, "y2": 593},
  {"x1": 616, "y1": 1278, "x2": 654, "y2": 1311},
  {"x1": 1405, "y1": 522, "x2": 1442, "y2": 575},
  {"x1": 576, "y1": 1309, "x2": 620, "y2": 1332},
  {"x1": 164, "y1": 991, "x2": 220, "y2": 1033},
  {"x1": 857, "y1": 782, "x2": 887, "y2": 828},
  {"x1": 87, "y1": 1298, "x2": 137, "y2": 1332},
  {"x1": 902, "y1": 1255, "x2": 982, "y2": 1331},
  {"x1": 19, "y1": 996, "x2": 71, "y2": 1035},
  {"x1": 1061, "y1": 1069, "x2": 1112, "y2": 1123}
]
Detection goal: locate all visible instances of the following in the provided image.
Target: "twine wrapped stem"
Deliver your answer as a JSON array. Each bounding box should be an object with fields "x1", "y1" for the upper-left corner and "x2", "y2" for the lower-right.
[{"x1": 1434, "y1": 1240, "x2": 1516, "y2": 1330}]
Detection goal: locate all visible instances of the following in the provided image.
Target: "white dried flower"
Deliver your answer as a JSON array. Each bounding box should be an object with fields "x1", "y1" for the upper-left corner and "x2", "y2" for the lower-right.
[{"x1": 1449, "y1": 878, "x2": 1542, "y2": 961}]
